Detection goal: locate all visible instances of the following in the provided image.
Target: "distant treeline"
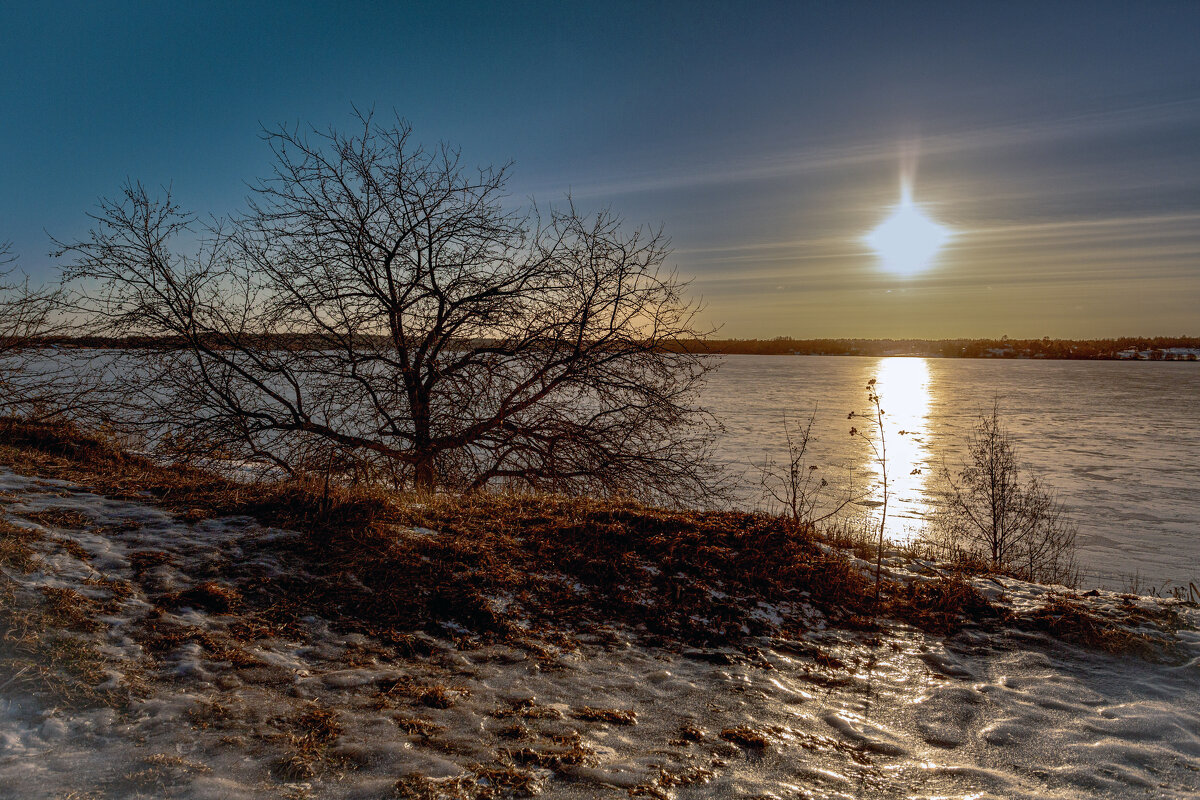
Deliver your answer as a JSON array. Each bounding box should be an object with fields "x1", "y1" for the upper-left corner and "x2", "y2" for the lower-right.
[
  {"x1": 674, "y1": 336, "x2": 1200, "y2": 360},
  {"x1": 27, "y1": 334, "x2": 1200, "y2": 360}
]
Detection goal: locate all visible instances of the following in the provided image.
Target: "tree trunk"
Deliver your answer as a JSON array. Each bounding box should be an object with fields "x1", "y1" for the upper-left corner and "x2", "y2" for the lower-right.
[{"x1": 413, "y1": 453, "x2": 436, "y2": 493}]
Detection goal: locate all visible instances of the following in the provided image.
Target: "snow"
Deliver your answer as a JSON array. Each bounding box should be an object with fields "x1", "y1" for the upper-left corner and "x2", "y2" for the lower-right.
[{"x1": 1, "y1": 467, "x2": 1198, "y2": 798}]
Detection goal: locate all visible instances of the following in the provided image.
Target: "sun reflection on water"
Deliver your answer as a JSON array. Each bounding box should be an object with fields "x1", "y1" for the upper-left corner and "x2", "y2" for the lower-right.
[{"x1": 856, "y1": 357, "x2": 934, "y2": 543}]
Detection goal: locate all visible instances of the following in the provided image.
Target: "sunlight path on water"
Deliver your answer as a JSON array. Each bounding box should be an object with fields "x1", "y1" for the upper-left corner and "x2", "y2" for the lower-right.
[
  {"x1": 856, "y1": 357, "x2": 934, "y2": 543},
  {"x1": 702, "y1": 355, "x2": 1200, "y2": 589}
]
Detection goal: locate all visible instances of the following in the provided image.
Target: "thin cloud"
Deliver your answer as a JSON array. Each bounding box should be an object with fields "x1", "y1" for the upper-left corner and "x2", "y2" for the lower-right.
[{"x1": 529, "y1": 95, "x2": 1200, "y2": 199}]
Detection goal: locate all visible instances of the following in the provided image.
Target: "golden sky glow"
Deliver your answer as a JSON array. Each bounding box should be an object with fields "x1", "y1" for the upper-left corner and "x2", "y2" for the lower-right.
[{"x1": 3, "y1": 4, "x2": 1197, "y2": 339}]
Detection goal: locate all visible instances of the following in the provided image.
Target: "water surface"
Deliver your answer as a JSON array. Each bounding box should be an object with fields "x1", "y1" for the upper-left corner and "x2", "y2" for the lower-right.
[{"x1": 704, "y1": 356, "x2": 1200, "y2": 590}]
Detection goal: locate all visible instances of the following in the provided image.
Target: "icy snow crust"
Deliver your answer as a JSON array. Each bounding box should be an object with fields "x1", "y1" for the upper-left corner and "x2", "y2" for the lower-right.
[{"x1": 1, "y1": 468, "x2": 1198, "y2": 799}]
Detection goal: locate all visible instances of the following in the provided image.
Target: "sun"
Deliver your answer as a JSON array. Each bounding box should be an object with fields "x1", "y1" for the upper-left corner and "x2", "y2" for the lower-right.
[{"x1": 866, "y1": 184, "x2": 952, "y2": 276}]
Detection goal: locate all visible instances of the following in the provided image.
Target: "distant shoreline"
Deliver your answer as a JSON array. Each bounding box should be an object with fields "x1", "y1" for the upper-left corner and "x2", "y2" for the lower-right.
[
  {"x1": 681, "y1": 337, "x2": 1200, "y2": 360},
  {"x1": 26, "y1": 335, "x2": 1200, "y2": 361},
  {"x1": 707, "y1": 350, "x2": 1200, "y2": 361}
]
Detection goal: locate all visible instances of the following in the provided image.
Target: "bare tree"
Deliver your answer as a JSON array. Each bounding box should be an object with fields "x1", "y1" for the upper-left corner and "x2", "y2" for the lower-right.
[
  {"x1": 937, "y1": 403, "x2": 1077, "y2": 585},
  {"x1": 56, "y1": 112, "x2": 722, "y2": 502},
  {"x1": 758, "y1": 409, "x2": 858, "y2": 527},
  {"x1": 0, "y1": 242, "x2": 68, "y2": 420}
]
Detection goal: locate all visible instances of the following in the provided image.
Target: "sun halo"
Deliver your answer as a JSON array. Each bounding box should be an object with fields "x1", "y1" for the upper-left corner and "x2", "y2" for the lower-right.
[{"x1": 865, "y1": 186, "x2": 952, "y2": 276}]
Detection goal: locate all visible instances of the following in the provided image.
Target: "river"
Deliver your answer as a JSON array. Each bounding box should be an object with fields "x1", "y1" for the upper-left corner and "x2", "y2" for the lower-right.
[{"x1": 704, "y1": 355, "x2": 1200, "y2": 591}]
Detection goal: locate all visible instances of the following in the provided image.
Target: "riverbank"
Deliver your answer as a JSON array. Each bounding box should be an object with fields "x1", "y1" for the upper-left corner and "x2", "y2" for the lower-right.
[
  {"x1": 1, "y1": 419, "x2": 1198, "y2": 798},
  {"x1": 26, "y1": 335, "x2": 1200, "y2": 360},
  {"x1": 679, "y1": 338, "x2": 1200, "y2": 360}
]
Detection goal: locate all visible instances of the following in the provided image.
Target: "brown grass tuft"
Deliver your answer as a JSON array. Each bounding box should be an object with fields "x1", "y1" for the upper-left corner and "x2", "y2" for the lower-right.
[
  {"x1": 503, "y1": 741, "x2": 593, "y2": 770},
  {"x1": 571, "y1": 705, "x2": 637, "y2": 725},
  {"x1": 719, "y1": 725, "x2": 771, "y2": 749},
  {"x1": 116, "y1": 753, "x2": 211, "y2": 793},
  {"x1": 39, "y1": 586, "x2": 104, "y2": 632},
  {"x1": 0, "y1": 577, "x2": 113, "y2": 705},
  {"x1": 885, "y1": 575, "x2": 997, "y2": 635},
  {"x1": 418, "y1": 685, "x2": 457, "y2": 709},
  {"x1": 470, "y1": 763, "x2": 541, "y2": 796},
  {"x1": 392, "y1": 773, "x2": 473, "y2": 800},
  {"x1": 168, "y1": 581, "x2": 243, "y2": 614},
  {"x1": 18, "y1": 508, "x2": 94, "y2": 530},
  {"x1": 270, "y1": 702, "x2": 343, "y2": 781},
  {"x1": 394, "y1": 715, "x2": 445, "y2": 737},
  {"x1": 134, "y1": 615, "x2": 265, "y2": 668},
  {"x1": 1018, "y1": 594, "x2": 1177, "y2": 659},
  {"x1": 392, "y1": 764, "x2": 541, "y2": 799},
  {"x1": 0, "y1": 518, "x2": 41, "y2": 572},
  {"x1": 128, "y1": 549, "x2": 177, "y2": 574},
  {"x1": 489, "y1": 698, "x2": 563, "y2": 721}
]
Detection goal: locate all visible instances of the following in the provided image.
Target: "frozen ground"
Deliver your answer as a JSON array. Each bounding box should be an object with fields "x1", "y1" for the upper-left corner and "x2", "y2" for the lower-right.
[{"x1": 0, "y1": 467, "x2": 1198, "y2": 799}]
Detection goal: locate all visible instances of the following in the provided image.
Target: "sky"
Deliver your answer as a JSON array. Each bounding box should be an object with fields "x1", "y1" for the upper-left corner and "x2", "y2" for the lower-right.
[{"x1": 2, "y1": 1, "x2": 1199, "y2": 339}]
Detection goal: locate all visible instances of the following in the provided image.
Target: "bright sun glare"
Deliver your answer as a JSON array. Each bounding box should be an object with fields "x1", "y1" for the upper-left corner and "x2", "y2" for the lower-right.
[{"x1": 866, "y1": 183, "x2": 952, "y2": 275}]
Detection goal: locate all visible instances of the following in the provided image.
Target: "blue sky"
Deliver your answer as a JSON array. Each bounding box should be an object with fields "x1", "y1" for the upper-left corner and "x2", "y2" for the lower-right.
[{"x1": 3, "y1": 1, "x2": 1199, "y2": 337}]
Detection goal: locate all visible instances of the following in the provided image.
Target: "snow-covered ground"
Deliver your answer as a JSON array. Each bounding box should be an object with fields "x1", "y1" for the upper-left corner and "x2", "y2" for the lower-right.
[{"x1": 1, "y1": 467, "x2": 1198, "y2": 799}]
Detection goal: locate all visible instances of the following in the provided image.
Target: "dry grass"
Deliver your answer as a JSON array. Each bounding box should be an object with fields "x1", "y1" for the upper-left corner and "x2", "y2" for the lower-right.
[
  {"x1": 636, "y1": 764, "x2": 716, "y2": 796},
  {"x1": 1017, "y1": 594, "x2": 1182, "y2": 660},
  {"x1": 503, "y1": 740, "x2": 592, "y2": 770},
  {"x1": 0, "y1": 517, "x2": 41, "y2": 573},
  {"x1": 488, "y1": 698, "x2": 563, "y2": 721},
  {"x1": 166, "y1": 581, "x2": 243, "y2": 614},
  {"x1": 0, "y1": 418, "x2": 884, "y2": 650},
  {"x1": 394, "y1": 715, "x2": 446, "y2": 737},
  {"x1": 0, "y1": 578, "x2": 113, "y2": 704},
  {"x1": 1023, "y1": 596, "x2": 1130, "y2": 651},
  {"x1": 186, "y1": 697, "x2": 237, "y2": 729},
  {"x1": 0, "y1": 521, "x2": 118, "y2": 705},
  {"x1": 419, "y1": 685, "x2": 458, "y2": 709},
  {"x1": 1, "y1": 418, "x2": 1181, "y2": 659},
  {"x1": 494, "y1": 722, "x2": 530, "y2": 740},
  {"x1": 392, "y1": 763, "x2": 542, "y2": 799},
  {"x1": 50, "y1": 536, "x2": 91, "y2": 562},
  {"x1": 84, "y1": 575, "x2": 137, "y2": 608},
  {"x1": 39, "y1": 586, "x2": 104, "y2": 632},
  {"x1": 571, "y1": 705, "x2": 637, "y2": 725},
  {"x1": 110, "y1": 753, "x2": 212, "y2": 795},
  {"x1": 376, "y1": 676, "x2": 471, "y2": 710},
  {"x1": 821, "y1": 518, "x2": 882, "y2": 563},
  {"x1": 19, "y1": 508, "x2": 94, "y2": 529},
  {"x1": 884, "y1": 575, "x2": 998, "y2": 635},
  {"x1": 270, "y1": 702, "x2": 344, "y2": 782},
  {"x1": 128, "y1": 549, "x2": 177, "y2": 573},
  {"x1": 133, "y1": 613, "x2": 266, "y2": 668},
  {"x1": 719, "y1": 725, "x2": 771, "y2": 749},
  {"x1": 469, "y1": 763, "x2": 542, "y2": 796},
  {"x1": 393, "y1": 774, "x2": 473, "y2": 800}
]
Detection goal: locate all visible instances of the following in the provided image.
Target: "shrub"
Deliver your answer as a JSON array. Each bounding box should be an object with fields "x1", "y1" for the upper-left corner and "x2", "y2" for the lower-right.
[{"x1": 934, "y1": 403, "x2": 1078, "y2": 585}]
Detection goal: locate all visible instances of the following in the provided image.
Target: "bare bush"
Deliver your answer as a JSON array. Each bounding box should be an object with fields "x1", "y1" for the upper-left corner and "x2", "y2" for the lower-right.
[
  {"x1": 55, "y1": 111, "x2": 722, "y2": 503},
  {"x1": 935, "y1": 403, "x2": 1078, "y2": 585},
  {"x1": 849, "y1": 377, "x2": 891, "y2": 600},
  {"x1": 0, "y1": 242, "x2": 73, "y2": 420},
  {"x1": 757, "y1": 409, "x2": 858, "y2": 527}
]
